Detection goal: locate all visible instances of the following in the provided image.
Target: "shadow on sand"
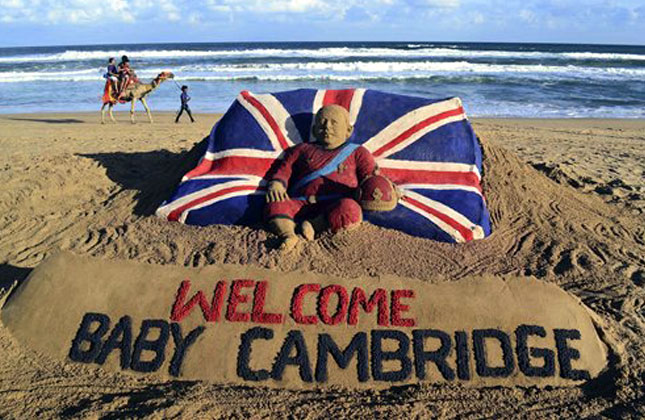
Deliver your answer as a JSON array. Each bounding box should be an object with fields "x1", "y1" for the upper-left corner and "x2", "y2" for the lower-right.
[
  {"x1": 0, "y1": 263, "x2": 32, "y2": 292},
  {"x1": 0, "y1": 263, "x2": 32, "y2": 308},
  {"x1": 78, "y1": 137, "x2": 209, "y2": 216},
  {"x1": 7, "y1": 117, "x2": 84, "y2": 124}
]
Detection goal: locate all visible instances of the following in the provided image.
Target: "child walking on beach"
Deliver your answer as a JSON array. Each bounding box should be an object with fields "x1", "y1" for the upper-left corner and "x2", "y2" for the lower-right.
[{"x1": 175, "y1": 85, "x2": 195, "y2": 123}]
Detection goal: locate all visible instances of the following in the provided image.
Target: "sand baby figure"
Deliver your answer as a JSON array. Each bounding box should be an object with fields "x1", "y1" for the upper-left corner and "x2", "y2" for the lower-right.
[{"x1": 264, "y1": 105, "x2": 378, "y2": 251}]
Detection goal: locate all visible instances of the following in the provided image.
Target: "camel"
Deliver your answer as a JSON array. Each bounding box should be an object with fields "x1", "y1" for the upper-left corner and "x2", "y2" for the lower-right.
[{"x1": 100, "y1": 71, "x2": 174, "y2": 124}]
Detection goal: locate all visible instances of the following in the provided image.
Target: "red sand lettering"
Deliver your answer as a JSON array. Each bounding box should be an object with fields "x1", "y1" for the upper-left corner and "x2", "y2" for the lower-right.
[
  {"x1": 348, "y1": 288, "x2": 389, "y2": 326},
  {"x1": 226, "y1": 279, "x2": 255, "y2": 322},
  {"x1": 291, "y1": 284, "x2": 321, "y2": 325},
  {"x1": 170, "y1": 280, "x2": 416, "y2": 327},
  {"x1": 171, "y1": 280, "x2": 281, "y2": 325}
]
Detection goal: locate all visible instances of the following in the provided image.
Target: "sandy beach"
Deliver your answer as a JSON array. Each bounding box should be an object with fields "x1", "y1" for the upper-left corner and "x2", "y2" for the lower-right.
[{"x1": 0, "y1": 112, "x2": 643, "y2": 418}]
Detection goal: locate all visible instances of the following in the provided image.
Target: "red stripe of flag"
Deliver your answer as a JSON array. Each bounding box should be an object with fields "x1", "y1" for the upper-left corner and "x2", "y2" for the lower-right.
[
  {"x1": 380, "y1": 167, "x2": 482, "y2": 192},
  {"x1": 373, "y1": 107, "x2": 465, "y2": 158},
  {"x1": 402, "y1": 195, "x2": 474, "y2": 241},
  {"x1": 168, "y1": 185, "x2": 260, "y2": 222},
  {"x1": 323, "y1": 89, "x2": 355, "y2": 111},
  {"x1": 182, "y1": 158, "x2": 216, "y2": 180},
  {"x1": 241, "y1": 91, "x2": 290, "y2": 150},
  {"x1": 185, "y1": 156, "x2": 275, "y2": 179}
]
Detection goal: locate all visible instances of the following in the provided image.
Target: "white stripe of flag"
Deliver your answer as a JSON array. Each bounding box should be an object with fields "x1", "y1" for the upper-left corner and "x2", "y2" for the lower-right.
[
  {"x1": 401, "y1": 189, "x2": 484, "y2": 242},
  {"x1": 362, "y1": 98, "x2": 465, "y2": 158},
  {"x1": 156, "y1": 178, "x2": 261, "y2": 219},
  {"x1": 378, "y1": 158, "x2": 481, "y2": 180},
  {"x1": 237, "y1": 92, "x2": 287, "y2": 151}
]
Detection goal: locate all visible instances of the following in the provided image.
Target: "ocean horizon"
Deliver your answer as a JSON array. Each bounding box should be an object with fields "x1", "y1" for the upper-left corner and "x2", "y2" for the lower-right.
[{"x1": 1, "y1": 41, "x2": 644, "y2": 118}]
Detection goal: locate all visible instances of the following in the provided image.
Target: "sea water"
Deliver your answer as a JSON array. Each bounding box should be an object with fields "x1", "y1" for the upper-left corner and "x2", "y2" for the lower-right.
[{"x1": 0, "y1": 41, "x2": 644, "y2": 117}]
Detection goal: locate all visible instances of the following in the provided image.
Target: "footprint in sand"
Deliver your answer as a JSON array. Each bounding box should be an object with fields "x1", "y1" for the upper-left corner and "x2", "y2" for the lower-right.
[{"x1": 630, "y1": 270, "x2": 644, "y2": 287}]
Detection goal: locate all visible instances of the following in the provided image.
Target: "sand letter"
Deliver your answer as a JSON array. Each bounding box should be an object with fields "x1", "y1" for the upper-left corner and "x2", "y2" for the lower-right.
[
  {"x1": 69, "y1": 312, "x2": 111, "y2": 364},
  {"x1": 226, "y1": 279, "x2": 255, "y2": 322},
  {"x1": 412, "y1": 329, "x2": 454, "y2": 380},
  {"x1": 515, "y1": 325, "x2": 555, "y2": 377},
  {"x1": 130, "y1": 319, "x2": 170, "y2": 373},
  {"x1": 271, "y1": 330, "x2": 313, "y2": 382},
  {"x1": 371, "y1": 330, "x2": 412, "y2": 381},
  {"x1": 251, "y1": 281, "x2": 283, "y2": 324},
  {"x1": 95, "y1": 315, "x2": 133, "y2": 369},
  {"x1": 473, "y1": 329, "x2": 515, "y2": 377},
  {"x1": 347, "y1": 288, "x2": 389, "y2": 326},
  {"x1": 170, "y1": 280, "x2": 227, "y2": 323},
  {"x1": 390, "y1": 290, "x2": 415, "y2": 327},
  {"x1": 454, "y1": 331, "x2": 471, "y2": 380},
  {"x1": 237, "y1": 327, "x2": 274, "y2": 381},
  {"x1": 290, "y1": 284, "x2": 321, "y2": 325},
  {"x1": 317, "y1": 285, "x2": 349, "y2": 325},
  {"x1": 315, "y1": 332, "x2": 369, "y2": 382},
  {"x1": 169, "y1": 323, "x2": 205, "y2": 377},
  {"x1": 554, "y1": 329, "x2": 590, "y2": 380}
]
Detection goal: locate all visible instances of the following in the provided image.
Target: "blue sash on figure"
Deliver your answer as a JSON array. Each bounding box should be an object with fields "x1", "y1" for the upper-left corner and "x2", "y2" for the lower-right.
[{"x1": 288, "y1": 142, "x2": 361, "y2": 199}]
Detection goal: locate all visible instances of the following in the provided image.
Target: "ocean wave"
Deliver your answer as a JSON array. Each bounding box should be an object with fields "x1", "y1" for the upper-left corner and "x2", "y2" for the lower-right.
[
  {"x1": 169, "y1": 72, "x2": 643, "y2": 83},
  {"x1": 0, "y1": 68, "x2": 100, "y2": 82},
  {"x1": 171, "y1": 75, "x2": 491, "y2": 82},
  {"x1": 0, "y1": 68, "x2": 173, "y2": 83},
  {"x1": 2, "y1": 47, "x2": 645, "y2": 63},
  {"x1": 2, "y1": 60, "x2": 644, "y2": 83},
  {"x1": 182, "y1": 61, "x2": 645, "y2": 78}
]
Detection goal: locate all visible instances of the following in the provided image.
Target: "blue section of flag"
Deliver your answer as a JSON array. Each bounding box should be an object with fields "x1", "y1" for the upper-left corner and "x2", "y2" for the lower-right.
[
  {"x1": 210, "y1": 100, "x2": 276, "y2": 152},
  {"x1": 272, "y1": 88, "x2": 317, "y2": 142},
  {"x1": 388, "y1": 120, "x2": 480, "y2": 164}
]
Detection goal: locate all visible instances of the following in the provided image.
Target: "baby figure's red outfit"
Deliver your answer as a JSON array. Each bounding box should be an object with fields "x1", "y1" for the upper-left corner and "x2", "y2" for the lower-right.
[{"x1": 265, "y1": 142, "x2": 377, "y2": 232}]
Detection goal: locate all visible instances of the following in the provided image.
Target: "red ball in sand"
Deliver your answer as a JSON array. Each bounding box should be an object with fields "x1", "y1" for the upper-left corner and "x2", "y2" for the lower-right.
[{"x1": 357, "y1": 175, "x2": 399, "y2": 212}]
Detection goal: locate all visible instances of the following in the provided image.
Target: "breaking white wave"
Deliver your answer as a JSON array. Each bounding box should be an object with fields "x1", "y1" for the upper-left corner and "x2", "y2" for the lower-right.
[
  {"x1": 183, "y1": 61, "x2": 645, "y2": 78},
  {"x1": 1, "y1": 41, "x2": 643, "y2": 117},
  {"x1": 0, "y1": 68, "x2": 101, "y2": 82},
  {"x1": 2, "y1": 47, "x2": 645, "y2": 63},
  {"x1": 3, "y1": 60, "x2": 644, "y2": 83},
  {"x1": 0, "y1": 67, "x2": 176, "y2": 83}
]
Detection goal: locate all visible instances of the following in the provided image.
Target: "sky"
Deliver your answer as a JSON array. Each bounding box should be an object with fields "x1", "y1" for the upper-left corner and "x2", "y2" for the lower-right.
[{"x1": 0, "y1": 0, "x2": 643, "y2": 47}]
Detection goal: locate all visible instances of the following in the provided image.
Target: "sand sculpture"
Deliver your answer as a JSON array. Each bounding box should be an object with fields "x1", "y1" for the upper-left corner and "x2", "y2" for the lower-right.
[
  {"x1": 156, "y1": 89, "x2": 492, "y2": 244},
  {"x1": 265, "y1": 105, "x2": 397, "y2": 251},
  {"x1": 100, "y1": 71, "x2": 174, "y2": 124},
  {"x1": 0, "y1": 253, "x2": 609, "y2": 389},
  {"x1": 0, "y1": 102, "x2": 612, "y2": 390},
  {"x1": 2, "y1": 110, "x2": 643, "y2": 416}
]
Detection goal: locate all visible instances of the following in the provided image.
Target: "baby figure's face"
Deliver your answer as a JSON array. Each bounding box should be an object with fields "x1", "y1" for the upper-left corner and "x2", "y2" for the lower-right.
[{"x1": 313, "y1": 105, "x2": 353, "y2": 149}]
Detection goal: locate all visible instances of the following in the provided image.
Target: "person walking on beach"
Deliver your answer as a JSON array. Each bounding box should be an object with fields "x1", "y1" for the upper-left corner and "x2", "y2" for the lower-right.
[{"x1": 175, "y1": 85, "x2": 195, "y2": 123}]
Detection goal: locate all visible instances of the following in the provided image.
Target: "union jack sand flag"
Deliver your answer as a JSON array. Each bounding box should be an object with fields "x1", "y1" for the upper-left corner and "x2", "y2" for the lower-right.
[{"x1": 156, "y1": 88, "x2": 492, "y2": 243}]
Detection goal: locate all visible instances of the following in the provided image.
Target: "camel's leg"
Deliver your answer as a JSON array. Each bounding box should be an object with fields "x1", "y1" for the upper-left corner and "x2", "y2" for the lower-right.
[
  {"x1": 130, "y1": 100, "x2": 136, "y2": 124},
  {"x1": 141, "y1": 98, "x2": 153, "y2": 123},
  {"x1": 100, "y1": 103, "x2": 106, "y2": 124},
  {"x1": 109, "y1": 104, "x2": 116, "y2": 123}
]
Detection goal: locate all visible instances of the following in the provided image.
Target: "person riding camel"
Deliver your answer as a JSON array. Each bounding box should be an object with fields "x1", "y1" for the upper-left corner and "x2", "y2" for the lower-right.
[
  {"x1": 264, "y1": 104, "x2": 378, "y2": 251},
  {"x1": 117, "y1": 55, "x2": 135, "y2": 100},
  {"x1": 104, "y1": 57, "x2": 119, "y2": 93}
]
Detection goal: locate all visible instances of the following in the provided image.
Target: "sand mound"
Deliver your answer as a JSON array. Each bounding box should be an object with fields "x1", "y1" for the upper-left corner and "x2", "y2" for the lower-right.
[
  {"x1": 0, "y1": 114, "x2": 643, "y2": 418},
  {"x1": 2, "y1": 252, "x2": 609, "y2": 390}
]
